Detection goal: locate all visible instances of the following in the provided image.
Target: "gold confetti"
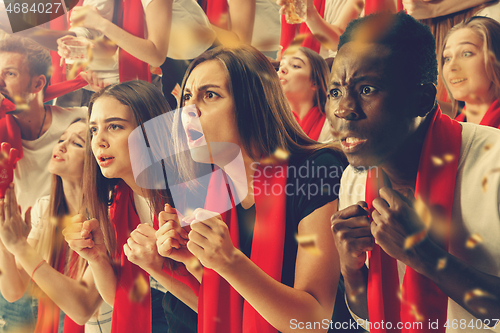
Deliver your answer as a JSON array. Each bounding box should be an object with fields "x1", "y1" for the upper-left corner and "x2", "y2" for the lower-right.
[
  {"x1": 260, "y1": 148, "x2": 290, "y2": 165},
  {"x1": 484, "y1": 144, "x2": 492, "y2": 151},
  {"x1": 404, "y1": 229, "x2": 427, "y2": 250},
  {"x1": 414, "y1": 196, "x2": 432, "y2": 229},
  {"x1": 348, "y1": 286, "x2": 365, "y2": 303},
  {"x1": 129, "y1": 274, "x2": 149, "y2": 302},
  {"x1": 482, "y1": 176, "x2": 488, "y2": 192},
  {"x1": 186, "y1": 257, "x2": 203, "y2": 273},
  {"x1": 273, "y1": 148, "x2": 290, "y2": 161},
  {"x1": 431, "y1": 156, "x2": 444, "y2": 166},
  {"x1": 464, "y1": 289, "x2": 496, "y2": 315},
  {"x1": 465, "y1": 233, "x2": 483, "y2": 249},
  {"x1": 443, "y1": 154, "x2": 454, "y2": 163},
  {"x1": 410, "y1": 304, "x2": 424, "y2": 322},
  {"x1": 436, "y1": 257, "x2": 447, "y2": 271},
  {"x1": 295, "y1": 233, "x2": 321, "y2": 255}
]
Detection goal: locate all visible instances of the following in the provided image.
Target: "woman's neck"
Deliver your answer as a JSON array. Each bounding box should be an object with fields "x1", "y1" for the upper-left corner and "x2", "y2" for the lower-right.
[
  {"x1": 61, "y1": 177, "x2": 83, "y2": 216},
  {"x1": 220, "y1": 149, "x2": 256, "y2": 209},
  {"x1": 464, "y1": 90, "x2": 497, "y2": 124},
  {"x1": 287, "y1": 96, "x2": 315, "y2": 121},
  {"x1": 122, "y1": 173, "x2": 146, "y2": 198}
]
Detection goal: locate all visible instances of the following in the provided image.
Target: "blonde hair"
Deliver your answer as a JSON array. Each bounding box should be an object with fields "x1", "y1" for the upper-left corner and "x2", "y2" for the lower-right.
[{"x1": 439, "y1": 16, "x2": 500, "y2": 115}]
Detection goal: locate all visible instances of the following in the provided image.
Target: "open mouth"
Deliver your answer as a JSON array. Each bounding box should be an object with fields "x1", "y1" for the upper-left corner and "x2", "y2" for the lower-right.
[
  {"x1": 53, "y1": 154, "x2": 64, "y2": 161},
  {"x1": 97, "y1": 155, "x2": 114, "y2": 166},
  {"x1": 340, "y1": 137, "x2": 367, "y2": 152},
  {"x1": 450, "y1": 78, "x2": 467, "y2": 84},
  {"x1": 186, "y1": 127, "x2": 205, "y2": 146}
]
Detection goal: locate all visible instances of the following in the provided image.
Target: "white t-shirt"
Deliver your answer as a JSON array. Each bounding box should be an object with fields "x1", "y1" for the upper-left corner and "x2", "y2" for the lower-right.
[
  {"x1": 69, "y1": 0, "x2": 119, "y2": 88},
  {"x1": 227, "y1": 0, "x2": 281, "y2": 53},
  {"x1": 320, "y1": 0, "x2": 350, "y2": 58},
  {"x1": 141, "y1": 0, "x2": 215, "y2": 60},
  {"x1": 338, "y1": 123, "x2": 500, "y2": 333},
  {"x1": 28, "y1": 195, "x2": 113, "y2": 333},
  {"x1": 475, "y1": 1, "x2": 500, "y2": 22},
  {"x1": 14, "y1": 106, "x2": 87, "y2": 214}
]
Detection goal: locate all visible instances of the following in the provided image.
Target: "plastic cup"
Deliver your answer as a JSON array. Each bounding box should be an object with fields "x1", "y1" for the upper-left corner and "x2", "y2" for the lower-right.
[
  {"x1": 62, "y1": 39, "x2": 90, "y2": 64},
  {"x1": 285, "y1": 0, "x2": 307, "y2": 24}
]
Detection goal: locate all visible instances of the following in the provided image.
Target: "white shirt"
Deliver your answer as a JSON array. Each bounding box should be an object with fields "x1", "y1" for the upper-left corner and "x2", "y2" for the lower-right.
[
  {"x1": 141, "y1": 0, "x2": 215, "y2": 60},
  {"x1": 339, "y1": 123, "x2": 500, "y2": 333},
  {"x1": 14, "y1": 106, "x2": 87, "y2": 214}
]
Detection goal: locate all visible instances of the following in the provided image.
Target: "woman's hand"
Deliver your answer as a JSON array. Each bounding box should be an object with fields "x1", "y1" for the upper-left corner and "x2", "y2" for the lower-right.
[
  {"x1": 124, "y1": 224, "x2": 164, "y2": 273},
  {"x1": 0, "y1": 183, "x2": 31, "y2": 255},
  {"x1": 185, "y1": 208, "x2": 238, "y2": 273},
  {"x1": 70, "y1": 6, "x2": 106, "y2": 32},
  {"x1": 156, "y1": 204, "x2": 193, "y2": 264},
  {"x1": 63, "y1": 214, "x2": 107, "y2": 263}
]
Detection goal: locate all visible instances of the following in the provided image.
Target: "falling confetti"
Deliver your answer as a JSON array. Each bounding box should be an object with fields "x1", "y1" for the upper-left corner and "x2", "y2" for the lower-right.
[
  {"x1": 431, "y1": 156, "x2": 444, "y2": 166},
  {"x1": 295, "y1": 233, "x2": 321, "y2": 255},
  {"x1": 443, "y1": 154, "x2": 454, "y2": 163},
  {"x1": 463, "y1": 289, "x2": 496, "y2": 315},
  {"x1": 348, "y1": 286, "x2": 365, "y2": 303},
  {"x1": 274, "y1": 148, "x2": 290, "y2": 161},
  {"x1": 482, "y1": 177, "x2": 488, "y2": 192},
  {"x1": 483, "y1": 143, "x2": 492, "y2": 151},
  {"x1": 414, "y1": 196, "x2": 432, "y2": 228},
  {"x1": 260, "y1": 148, "x2": 290, "y2": 165},
  {"x1": 150, "y1": 66, "x2": 162, "y2": 75},
  {"x1": 404, "y1": 229, "x2": 427, "y2": 250},
  {"x1": 186, "y1": 257, "x2": 203, "y2": 274},
  {"x1": 410, "y1": 304, "x2": 424, "y2": 322},
  {"x1": 129, "y1": 274, "x2": 149, "y2": 302},
  {"x1": 436, "y1": 257, "x2": 447, "y2": 271},
  {"x1": 465, "y1": 233, "x2": 483, "y2": 249}
]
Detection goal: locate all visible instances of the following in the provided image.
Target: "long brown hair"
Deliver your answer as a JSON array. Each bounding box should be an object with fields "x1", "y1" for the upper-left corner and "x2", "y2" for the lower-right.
[
  {"x1": 173, "y1": 46, "x2": 342, "y2": 183},
  {"x1": 439, "y1": 16, "x2": 500, "y2": 115},
  {"x1": 35, "y1": 118, "x2": 87, "y2": 282},
  {"x1": 83, "y1": 81, "x2": 174, "y2": 258},
  {"x1": 419, "y1": 2, "x2": 493, "y2": 104}
]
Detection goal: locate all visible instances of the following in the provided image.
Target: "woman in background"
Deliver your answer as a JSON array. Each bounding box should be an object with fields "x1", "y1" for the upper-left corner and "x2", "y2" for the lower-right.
[
  {"x1": 63, "y1": 81, "x2": 199, "y2": 333},
  {"x1": 0, "y1": 119, "x2": 109, "y2": 333},
  {"x1": 279, "y1": 46, "x2": 333, "y2": 142},
  {"x1": 441, "y1": 16, "x2": 500, "y2": 128}
]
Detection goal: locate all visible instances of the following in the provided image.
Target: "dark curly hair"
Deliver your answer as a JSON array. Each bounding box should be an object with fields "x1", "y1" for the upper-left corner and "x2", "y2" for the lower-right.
[{"x1": 338, "y1": 11, "x2": 438, "y2": 87}]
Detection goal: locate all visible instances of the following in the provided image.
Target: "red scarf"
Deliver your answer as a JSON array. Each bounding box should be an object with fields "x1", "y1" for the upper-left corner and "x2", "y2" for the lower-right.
[
  {"x1": 35, "y1": 249, "x2": 84, "y2": 333},
  {"x1": 365, "y1": 107, "x2": 461, "y2": 333},
  {"x1": 280, "y1": 0, "x2": 325, "y2": 54},
  {"x1": 0, "y1": 77, "x2": 88, "y2": 164},
  {"x1": 364, "y1": 0, "x2": 403, "y2": 15},
  {"x1": 109, "y1": 181, "x2": 158, "y2": 333},
  {"x1": 198, "y1": 0, "x2": 228, "y2": 28},
  {"x1": 455, "y1": 99, "x2": 500, "y2": 129},
  {"x1": 116, "y1": 0, "x2": 151, "y2": 83},
  {"x1": 43, "y1": 76, "x2": 89, "y2": 103},
  {"x1": 198, "y1": 163, "x2": 287, "y2": 333},
  {"x1": 293, "y1": 106, "x2": 325, "y2": 141},
  {"x1": 0, "y1": 99, "x2": 21, "y2": 161}
]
